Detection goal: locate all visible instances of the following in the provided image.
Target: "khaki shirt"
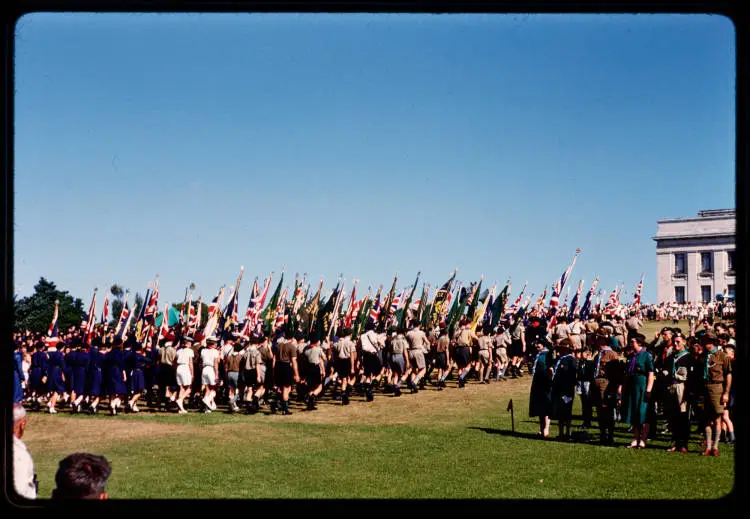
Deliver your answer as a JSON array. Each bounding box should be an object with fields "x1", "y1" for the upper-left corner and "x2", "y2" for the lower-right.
[
  {"x1": 277, "y1": 340, "x2": 298, "y2": 363},
  {"x1": 392, "y1": 335, "x2": 408, "y2": 355},
  {"x1": 495, "y1": 332, "x2": 512, "y2": 349},
  {"x1": 405, "y1": 329, "x2": 430, "y2": 352},
  {"x1": 705, "y1": 348, "x2": 732, "y2": 384},
  {"x1": 457, "y1": 328, "x2": 474, "y2": 347},
  {"x1": 159, "y1": 345, "x2": 176, "y2": 366},
  {"x1": 243, "y1": 346, "x2": 261, "y2": 370},
  {"x1": 625, "y1": 317, "x2": 642, "y2": 331},
  {"x1": 477, "y1": 336, "x2": 493, "y2": 351},
  {"x1": 305, "y1": 345, "x2": 325, "y2": 367},
  {"x1": 334, "y1": 337, "x2": 355, "y2": 359}
]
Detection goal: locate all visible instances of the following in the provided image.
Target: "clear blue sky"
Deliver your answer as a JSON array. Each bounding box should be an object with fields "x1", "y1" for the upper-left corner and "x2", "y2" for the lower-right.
[{"x1": 14, "y1": 13, "x2": 735, "y2": 308}]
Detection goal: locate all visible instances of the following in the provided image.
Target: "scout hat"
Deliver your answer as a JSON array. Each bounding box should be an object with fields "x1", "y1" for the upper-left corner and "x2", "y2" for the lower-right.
[
  {"x1": 699, "y1": 331, "x2": 718, "y2": 345},
  {"x1": 206, "y1": 335, "x2": 219, "y2": 344}
]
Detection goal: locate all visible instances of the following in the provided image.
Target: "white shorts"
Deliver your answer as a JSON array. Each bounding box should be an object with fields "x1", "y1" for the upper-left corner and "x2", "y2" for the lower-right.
[
  {"x1": 201, "y1": 367, "x2": 217, "y2": 386},
  {"x1": 176, "y1": 365, "x2": 192, "y2": 386}
]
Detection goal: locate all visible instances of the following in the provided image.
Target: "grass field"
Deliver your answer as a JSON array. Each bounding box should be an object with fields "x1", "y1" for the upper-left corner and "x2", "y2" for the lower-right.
[{"x1": 21, "y1": 320, "x2": 736, "y2": 499}]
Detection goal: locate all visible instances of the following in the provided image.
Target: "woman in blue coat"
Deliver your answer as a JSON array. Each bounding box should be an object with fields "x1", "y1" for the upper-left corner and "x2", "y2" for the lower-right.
[
  {"x1": 63, "y1": 344, "x2": 75, "y2": 405},
  {"x1": 46, "y1": 343, "x2": 67, "y2": 414},
  {"x1": 86, "y1": 339, "x2": 106, "y2": 414},
  {"x1": 105, "y1": 338, "x2": 128, "y2": 415},
  {"x1": 550, "y1": 339, "x2": 578, "y2": 440},
  {"x1": 14, "y1": 346, "x2": 25, "y2": 404},
  {"x1": 29, "y1": 343, "x2": 48, "y2": 411},
  {"x1": 70, "y1": 343, "x2": 90, "y2": 413},
  {"x1": 126, "y1": 341, "x2": 152, "y2": 413},
  {"x1": 528, "y1": 338, "x2": 554, "y2": 438}
]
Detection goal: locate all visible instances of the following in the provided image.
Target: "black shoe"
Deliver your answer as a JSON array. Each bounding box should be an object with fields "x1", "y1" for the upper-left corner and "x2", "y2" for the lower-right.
[
  {"x1": 366, "y1": 392, "x2": 374, "y2": 402},
  {"x1": 394, "y1": 388, "x2": 402, "y2": 397},
  {"x1": 342, "y1": 394, "x2": 350, "y2": 405},
  {"x1": 458, "y1": 378, "x2": 465, "y2": 389}
]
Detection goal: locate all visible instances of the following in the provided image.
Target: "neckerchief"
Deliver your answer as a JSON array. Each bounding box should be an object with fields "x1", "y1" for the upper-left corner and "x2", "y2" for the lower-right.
[
  {"x1": 533, "y1": 348, "x2": 548, "y2": 375},
  {"x1": 594, "y1": 346, "x2": 611, "y2": 378},
  {"x1": 671, "y1": 349, "x2": 688, "y2": 378},
  {"x1": 553, "y1": 354, "x2": 573, "y2": 379},
  {"x1": 627, "y1": 350, "x2": 641, "y2": 375},
  {"x1": 704, "y1": 347, "x2": 716, "y2": 380}
]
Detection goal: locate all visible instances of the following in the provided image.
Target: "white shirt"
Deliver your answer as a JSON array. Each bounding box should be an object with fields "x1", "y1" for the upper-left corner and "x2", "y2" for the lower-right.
[
  {"x1": 13, "y1": 436, "x2": 36, "y2": 500},
  {"x1": 201, "y1": 348, "x2": 220, "y2": 370},
  {"x1": 360, "y1": 330, "x2": 379, "y2": 354},
  {"x1": 175, "y1": 347, "x2": 194, "y2": 366}
]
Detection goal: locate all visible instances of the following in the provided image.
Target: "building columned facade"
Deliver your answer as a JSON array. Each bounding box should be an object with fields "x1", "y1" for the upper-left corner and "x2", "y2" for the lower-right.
[{"x1": 653, "y1": 209, "x2": 735, "y2": 304}]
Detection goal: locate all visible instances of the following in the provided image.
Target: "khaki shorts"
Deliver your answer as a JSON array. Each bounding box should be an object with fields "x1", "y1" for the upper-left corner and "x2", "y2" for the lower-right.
[
  {"x1": 478, "y1": 350, "x2": 491, "y2": 364},
  {"x1": 408, "y1": 350, "x2": 426, "y2": 370},
  {"x1": 495, "y1": 348, "x2": 508, "y2": 363},
  {"x1": 704, "y1": 383, "x2": 725, "y2": 417}
]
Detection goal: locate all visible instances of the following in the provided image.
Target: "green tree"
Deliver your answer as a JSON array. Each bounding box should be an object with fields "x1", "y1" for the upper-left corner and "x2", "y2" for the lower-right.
[
  {"x1": 14, "y1": 277, "x2": 86, "y2": 333},
  {"x1": 109, "y1": 284, "x2": 127, "y2": 327}
]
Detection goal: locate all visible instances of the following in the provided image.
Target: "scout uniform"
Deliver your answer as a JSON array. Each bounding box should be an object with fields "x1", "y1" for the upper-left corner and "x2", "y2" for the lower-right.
[
  {"x1": 591, "y1": 340, "x2": 622, "y2": 445},
  {"x1": 529, "y1": 346, "x2": 554, "y2": 418},
  {"x1": 476, "y1": 333, "x2": 493, "y2": 383},
  {"x1": 702, "y1": 340, "x2": 732, "y2": 419},
  {"x1": 568, "y1": 318, "x2": 585, "y2": 351},
  {"x1": 663, "y1": 346, "x2": 691, "y2": 451},
  {"x1": 304, "y1": 341, "x2": 326, "y2": 409}
]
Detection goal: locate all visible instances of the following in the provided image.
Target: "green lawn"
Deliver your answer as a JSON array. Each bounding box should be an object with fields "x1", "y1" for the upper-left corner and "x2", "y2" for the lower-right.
[{"x1": 21, "y1": 320, "x2": 735, "y2": 499}]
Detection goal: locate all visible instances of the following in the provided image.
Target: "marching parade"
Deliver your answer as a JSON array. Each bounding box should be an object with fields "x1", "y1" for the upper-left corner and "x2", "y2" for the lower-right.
[{"x1": 12, "y1": 251, "x2": 736, "y2": 455}]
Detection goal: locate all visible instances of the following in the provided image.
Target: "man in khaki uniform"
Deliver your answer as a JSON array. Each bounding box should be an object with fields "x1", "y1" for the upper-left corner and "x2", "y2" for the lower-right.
[
  {"x1": 454, "y1": 320, "x2": 478, "y2": 388},
  {"x1": 476, "y1": 327, "x2": 494, "y2": 383},
  {"x1": 625, "y1": 311, "x2": 643, "y2": 342},
  {"x1": 332, "y1": 329, "x2": 357, "y2": 405},
  {"x1": 405, "y1": 323, "x2": 430, "y2": 393},
  {"x1": 584, "y1": 318, "x2": 599, "y2": 352},
  {"x1": 434, "y1": 328, "x2": 451, "y2": 390},
  {"x1": 700, "y1": 332, "x2": 732, "y2": 456},
  {"x1": 568, "y1": 316, "x2": 585, "y2": 353},
  {"x1": 389, "y1": 329, "x2": 409, "y2": 397},
  {"x1": 493, "y1": 326, "x2": 511, "y2": 381},
  {"x1": 157, "y1": 340, "x2": 177, "y2": 410}
]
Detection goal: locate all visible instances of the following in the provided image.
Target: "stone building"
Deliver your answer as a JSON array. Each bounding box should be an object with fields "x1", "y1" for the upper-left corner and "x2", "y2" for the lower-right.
[{"x1": 653, "y1": 209, "x2": 736, "y2": 304}]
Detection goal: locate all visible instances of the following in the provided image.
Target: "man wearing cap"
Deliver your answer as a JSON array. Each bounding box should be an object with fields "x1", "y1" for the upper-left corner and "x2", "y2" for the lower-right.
[
  {"x1": 242, "y1": 335, "x2": 265, "y2": 412},
  {"x1": 359, "y1": 322, "x2": 384, "y2": 401},
  {"x1": 590, "y1": 330, "x2": 623, "y2": 445},
  {"x1": 700, "y1": 332, "x2": 732, "y2": 456},
  {"x1": 304, "y1": 338, "x2": 326, "y2": 410},
  {"x1": 476, "y1": 327, "x2": 494, "y2": 384},
  {"x1": 157, "y1": 338, "x2": 178, "y2": 411},
  {"x1": 663, "y1": 331, "x2": 692, "y2": 452},
  {"x1": 454, "y1": 321, "x2": 478, "y2": 388},
  {"x1": 405, "y1": 323, "x2": 430, "y2": 393},
  {"x1": 332, "y1": 329, "x2": 357, "y2": 405},
  {"x1": 507, "y1": 316, "x2": 525, "y2": 379},
  {"x1": 433, "y1": 327, "x2": 451, "y2": 389},
  {"x1": 389, "y1": 328, "x2": 409, "y2": 397},
  {"x1": 274, "y1": 332, "x2": 300, "y2": 415}
]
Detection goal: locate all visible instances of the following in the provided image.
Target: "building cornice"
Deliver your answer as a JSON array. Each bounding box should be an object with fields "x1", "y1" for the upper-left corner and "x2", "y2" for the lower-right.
[{"x1": 653, "y1": 233, "x2": 735, "y2": 241}]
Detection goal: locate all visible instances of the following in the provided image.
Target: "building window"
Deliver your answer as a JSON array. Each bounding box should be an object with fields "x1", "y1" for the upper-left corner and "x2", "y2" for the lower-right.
[
  {"x1": 700, "y1": 252, "x2": 713, "y2": 274},
  {"x1": 728, "y1": 285, "x2": 735, "y2": 299},
  {"x1": 727, "y1": 250, "x2": 735, "y2": 272},
  {"x1": 674, "y1": 253, "x2": 686, "y2": 275},
  {"x1": 701, "y1": 285, "x2": 711, "y2": 303},
  {"x1": 675, "y1": 286, "x2": 685, "y2": 303}
]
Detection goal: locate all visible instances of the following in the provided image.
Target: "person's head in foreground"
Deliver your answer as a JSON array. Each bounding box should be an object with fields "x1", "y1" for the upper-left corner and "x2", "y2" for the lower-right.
[{"x1": 52, "y1": 453, "x2": 112, "y2": 500}]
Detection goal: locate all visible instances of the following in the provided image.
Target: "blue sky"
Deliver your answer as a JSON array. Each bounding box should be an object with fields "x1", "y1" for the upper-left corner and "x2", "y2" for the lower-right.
[{"x1": 14, "y1": 13, "x2": 735, "y2": 308}]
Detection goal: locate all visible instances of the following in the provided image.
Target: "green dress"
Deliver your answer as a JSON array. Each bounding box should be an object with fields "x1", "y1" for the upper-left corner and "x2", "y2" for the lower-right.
[
  {"x1": 622, "y1": 349, "x2": 654, "y2": 425},
  {"x1": 529, "y1": 349, "x2": 554, "y2": 418}
]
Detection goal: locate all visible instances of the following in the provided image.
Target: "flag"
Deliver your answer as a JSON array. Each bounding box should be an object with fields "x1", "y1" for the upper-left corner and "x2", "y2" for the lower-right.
[
  {"x1": 312, "y1": 278, "x2": 341, "y2": 341},
  {"x1": 549, "y1": 249, "x2": 580, "y2": 311},
  {"x1": 203, "y1": 286, "x2": 226, "y2": 339},
  {"x1": 428, "y1": 269, "x2": 457, "y2": 328},
  {"x1": 579, "y1": 277, "x2": 599, "y2": 321},
  {"x1": 633, "y1": 273, "x2": 645, "y2": 306},
  {"x1": 45, "y1": 300, "x2": 61, "y2": 345},
  {"x1": 414, "y1": 282, "x2": 429, "y2": 324},
  {"x1": 342, "y1": 281, "x2": 359, "y2": 329},
  {"x1": 466, "y1": 277, "x2": 483, "y2": 321},
  {"x1": 242, "y1": 276, "x2": 272, "y2": 337},
  {"x1": 120, "y1": 302, "x2": 136, "y2": 341},
  {"x1": 531, "y1": 286, "x2": 547, "y2": 317},
  {"x1": 83, "y1": 289, "x2": 97, "y2": 345},
  {"x1": 114, "y1": 300, "x2": 131, "y2": 339},
  {"x1": 352, "y1": 287, "x2": 373, "y2": 339},
  {"x1": 190, "y1": 297, "x2": 202, "y2": 334},
  {"x1": 398, "y1": 272, "x2": 420, "y2": 330},
  {"x1": 490, "y1": 281, "x2": 510, "y2": 328},
  {"x1": 100, "y1": 290, "x2": 110, "y2": 326},
  {"x1": 568, "y1": 280, "x2": 584, "y2": 317},
  {"x1": 301, "y1": 278, "x2": 323, "y2": 337},
  {"x1": 179, "y1": 287, "x2": 189, "y2": 324},
  {"x1": 156, "y1": 302, "x2": 170, "y2": 343},
  {"x1": 507, "y1": 282, "x2": 527, "y2": 316},
  {"x1": 144, "y1": 277, "x2": 159, "y2": 324},
  {"x1": 222, "y1": 267, "x2": 244, "y2": 331},
  {"x1": 368, "y1": 285, "x2": 383, "y2": 327},
  {"x1": 377, "y1": 275, "x2": 398, "y2": 332},
  {"x1": 329, "y1": 281, "x2": 347, "y2": 338},
  {"x1": 604, "y1": 285, "x2": 618, "y2": 316},
  {"x1": 134, "y1": 287, "x2": 151, "y2": 341},
  {"x1": 273, "y1": 288, "x2": 289, "y2": 333},
  {"x1": 261, "y1": 272, "x2": 284, "y2": 333},
  {"x1": 470, "y1": 283, "x2": 495, "y2": 333}
]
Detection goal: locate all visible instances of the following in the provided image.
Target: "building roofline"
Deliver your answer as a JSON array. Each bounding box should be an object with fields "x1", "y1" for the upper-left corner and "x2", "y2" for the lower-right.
[
  {"x1": 653, "y1": 232, "x2": 736, "y2": 241},
  {"x1": 657, "y1": 209, "x2": 735, "y2": 224}
]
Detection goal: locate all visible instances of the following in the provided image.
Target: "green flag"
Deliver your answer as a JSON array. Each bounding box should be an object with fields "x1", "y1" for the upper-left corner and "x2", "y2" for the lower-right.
[
  {"x1": 377, "y1": 275, "x2": 398, "y2": 333},
  {"x1": 466, "y1": 278, "x2": 483, "y2": 321},
  {"x1": 491, "y1": 281, "x2": 510, "y2": 328},
  {"x1": 429, "y1": 269, "x2": 456, "y2": 328},
  {"x1": 261, "y1": 272, "x2": 284, "y2": 333}
]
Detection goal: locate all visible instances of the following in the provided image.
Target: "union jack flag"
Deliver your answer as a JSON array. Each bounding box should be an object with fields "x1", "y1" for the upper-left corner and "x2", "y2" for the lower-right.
[
  {"x1": 568, "y1": 280, "x2": 584, "y2": 317},
  {"x1": 100, "y1": 290, "x2": 110, "y2": 326},
  {"x1": 114, "y1": 300, "x2": 131, "y2": 339},
  {"x1": 202, "y1": 287, "x2": 225, "y2": 338},
  {"x1": 241, "y1": 277, "x2": 272, "y2": 337},
  {"x1": 273, "y1": 287, "x2": 289, "y2": 331},
  {"x1": 144, "y1": 278, "x2": 159, "y2": 323},
  {"x1": 83, "y1": 289, "x2": 97, "y2": 345},
  {"x1": 604, "y1": 285, "x2": 618, "y2": 316},
  {"x1": 368, "y1": 287, "x2": 383, "y2": 326},
  {"x1": 579, "y1": 277, "x2": 599, "y2": 321},
  {"x1": 633, "y1": 273, "x2": 644, "y2": 306},
  {"x1": 507, "y1": 282, "x2": 527, "y2": 316},
  {"x1": 45, "y1": 301, "x2": 60, "y2": 345}
]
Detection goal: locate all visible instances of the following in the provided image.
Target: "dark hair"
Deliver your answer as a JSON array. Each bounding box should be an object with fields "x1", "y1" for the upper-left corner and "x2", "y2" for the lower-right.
[{"x1": 52, "y1": 453, "x2": 112, "y2": 499}]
